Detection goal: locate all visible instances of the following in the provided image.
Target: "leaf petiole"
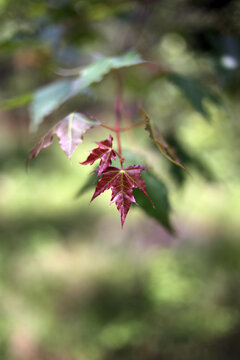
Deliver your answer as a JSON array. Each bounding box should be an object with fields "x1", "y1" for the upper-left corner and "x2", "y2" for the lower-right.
[{"x1": 100, "y1": 120, "x2": 146, "y2": 133}]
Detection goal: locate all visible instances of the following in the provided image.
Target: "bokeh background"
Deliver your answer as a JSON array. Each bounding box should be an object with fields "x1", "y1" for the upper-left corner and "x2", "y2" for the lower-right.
[{"x1": 1, "y1": 0, "x2": 240, "y2": 359}]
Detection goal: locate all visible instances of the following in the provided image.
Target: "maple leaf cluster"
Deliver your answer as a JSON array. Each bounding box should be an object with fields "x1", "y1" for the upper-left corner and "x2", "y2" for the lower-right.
[
  {"x1": 27, "y1": 113, "x2": 152, "y2": 227},
  {"x1": 81, "y1": 135, "x2": 150, "y2": 226},
  {"x1": 27, "y1": 110, "x2": 184, "y2": 228}
]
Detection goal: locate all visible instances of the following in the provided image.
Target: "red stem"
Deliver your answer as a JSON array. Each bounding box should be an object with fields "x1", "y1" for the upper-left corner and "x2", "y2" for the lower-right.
[
  {"x1": 115, "y1": 96, "x2": 123, "y2": 167},
  {"x1": 120, "y1": 120, "x2": 146, "y2": 132},
  {"x1": 114, "y1": 72, "x2": 124, "y2": 168},
  {"x1": 100, "y1": 124, "x2": 116, "y2": 132}
]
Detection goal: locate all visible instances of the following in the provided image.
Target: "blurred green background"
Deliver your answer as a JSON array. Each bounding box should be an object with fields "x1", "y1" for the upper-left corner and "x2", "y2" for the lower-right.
[{"x1": 0, "y1": 0, "x2": 240, "y2": 359}]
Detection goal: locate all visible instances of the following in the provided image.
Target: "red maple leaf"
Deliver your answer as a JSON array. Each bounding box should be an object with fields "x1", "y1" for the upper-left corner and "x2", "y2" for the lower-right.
[
  {"x1": 91, "y1": 165, "x2": 151, "y2": 226},
  {"x1": 80, "y1": 135, "x2": 117, "y2": 175}
]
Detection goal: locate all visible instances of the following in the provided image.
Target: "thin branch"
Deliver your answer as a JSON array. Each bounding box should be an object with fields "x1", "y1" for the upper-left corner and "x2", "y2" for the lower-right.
[
  {"x1": 100, "y1": 124, "x2": 116, "y2": 132},
  {"x1": 114, "y1": 71, "x2": 124, "y2": 167},
  {"x1": 100, "y1": 120, "x2": 146, "y2": 133},
  {"x1": 119, "y1": 120, "x2": 146, "y2": 132}
]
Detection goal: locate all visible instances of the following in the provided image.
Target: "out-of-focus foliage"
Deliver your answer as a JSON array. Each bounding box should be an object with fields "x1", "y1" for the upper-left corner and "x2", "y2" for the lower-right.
[
  {"x1": 1, "y1": 0, "x2": 240, "y2": 359},
  {"x1": 29, "y1": 52, "x2": 144, "y2": 130},
  {"x1": 1, "y1": 227, "x2": 240, "y2": 360}
]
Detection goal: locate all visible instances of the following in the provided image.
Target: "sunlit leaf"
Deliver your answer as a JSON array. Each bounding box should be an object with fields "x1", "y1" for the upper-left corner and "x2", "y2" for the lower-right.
[
  {"x1": 28, "y1": 112, "x2": 100, "y2": 163},
  {"x1": 56, "y1": 113, "x2": 101, "y2": 158}
]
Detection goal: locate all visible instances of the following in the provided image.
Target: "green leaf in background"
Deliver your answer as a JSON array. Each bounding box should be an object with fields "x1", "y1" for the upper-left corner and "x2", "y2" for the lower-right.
[
  {"x1": 0, "y1": 52, "x2": 143, "y2": 131},
  {"x1": 0, "y1": 20, "x2": 32, "y2": 43},
  {"x1": 0, "y1": 93, "x2": 33, "y2": 110},
  {"x1": 119, "y1": 150, "x2": 173, "y2": 231},
  {"x1": 73, "y1": 51, "x2": 144, "y2": 92},
  {"x1": 134, "y1": 171, "x2": 173, "y2": 232},
  {"x1": 75, "y1": 170, "x2": 99, "y2": 198},
  {"x1": 167, "y1": 73, "x2": 222, "y2": 121},
  {"x1": 29, "y1": 51, "x2": 143, "y2": 131},
  {"x1": 29, "y1": 79, "x2": 73, "y2": 131}
]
